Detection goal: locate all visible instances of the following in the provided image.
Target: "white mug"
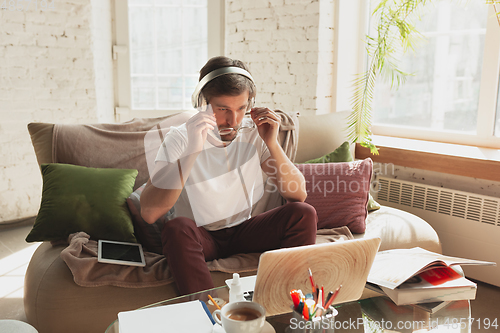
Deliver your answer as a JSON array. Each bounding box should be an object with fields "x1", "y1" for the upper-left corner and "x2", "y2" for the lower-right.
[{"x1": 212, "y1": 301, "x2": 266, "y2": 333}]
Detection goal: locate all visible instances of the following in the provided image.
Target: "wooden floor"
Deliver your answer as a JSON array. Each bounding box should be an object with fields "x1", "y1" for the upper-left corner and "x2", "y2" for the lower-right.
[{"x1": 0, "y1": 221, "x2": 40, "y2": 323}]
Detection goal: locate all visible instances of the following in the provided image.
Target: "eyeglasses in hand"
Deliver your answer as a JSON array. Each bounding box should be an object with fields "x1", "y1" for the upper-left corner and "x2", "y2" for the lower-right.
[{"x1": 218, "y1": 113, "x2": 256, "y2": 136}]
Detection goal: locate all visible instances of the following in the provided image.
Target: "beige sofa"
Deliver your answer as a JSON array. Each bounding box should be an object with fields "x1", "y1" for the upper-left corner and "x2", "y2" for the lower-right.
[{"x1": 24, "y1": 111, "x2": 441, "y2": 333}]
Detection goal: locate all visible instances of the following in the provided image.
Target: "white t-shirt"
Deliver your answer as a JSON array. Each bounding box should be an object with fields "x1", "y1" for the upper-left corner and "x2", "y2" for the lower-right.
[{"x1": 155, "y1": 118, "x2": 271, "y2": 231}]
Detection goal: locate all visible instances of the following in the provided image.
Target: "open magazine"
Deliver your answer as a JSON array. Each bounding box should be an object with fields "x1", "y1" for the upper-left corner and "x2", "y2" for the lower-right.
[
  {"x1": 380, "y1": 266, "x2": 477, "y2": 305},
  {"x1": 367, "y1": 247, "x2": 495, "y2": 290},
  {"x1": 366, "y1": 248, "x2": 495, "y2": 305}
]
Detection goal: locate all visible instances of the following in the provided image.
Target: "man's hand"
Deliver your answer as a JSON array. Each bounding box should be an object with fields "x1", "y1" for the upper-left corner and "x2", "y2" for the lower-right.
[
  {"x1": 251, "y1": 107, "x2": 281, "y2": 148},
  {"x1": 185, "y1": 105, "x2": 217, "y2": 154},
  {"x1": 142, "y1": 106, "x2": 216, "y2": 223}
]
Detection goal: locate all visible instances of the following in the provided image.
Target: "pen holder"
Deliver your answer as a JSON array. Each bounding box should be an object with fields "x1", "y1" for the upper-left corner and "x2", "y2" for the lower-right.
[{"x1": 288, "y1": 305, "x2": 338, "y2": 333}]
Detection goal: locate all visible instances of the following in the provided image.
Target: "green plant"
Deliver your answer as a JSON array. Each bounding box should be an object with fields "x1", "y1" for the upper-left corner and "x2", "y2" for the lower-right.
[{"x1": 349, "y1": 0, "x2": 500, "y2": 155}]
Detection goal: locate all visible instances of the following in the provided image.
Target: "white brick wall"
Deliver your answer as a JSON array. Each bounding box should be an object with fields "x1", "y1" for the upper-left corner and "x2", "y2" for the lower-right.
[
  {"x1": 316, "y1": 0, "x2": 334, "y2": 114},
  {"x1": 226, "y1": 0, "x2": 323, "y2": 116},
  {"x1": 0, "y1": 1, "x2": 110, "y2": 222},
  {"x1": 90, "y1": 0, "x2": 114, "y2": 123}
]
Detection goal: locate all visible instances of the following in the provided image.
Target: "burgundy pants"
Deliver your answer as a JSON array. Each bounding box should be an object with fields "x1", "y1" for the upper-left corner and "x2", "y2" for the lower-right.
[{"x1": 161, "y1": 202, "x2": 318, "y2": 295}]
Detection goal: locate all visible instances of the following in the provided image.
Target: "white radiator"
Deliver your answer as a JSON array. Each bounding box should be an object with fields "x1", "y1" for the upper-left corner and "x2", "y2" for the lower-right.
[{"x1": 373, "y1": 176, "x2": 500, "y2": 287}]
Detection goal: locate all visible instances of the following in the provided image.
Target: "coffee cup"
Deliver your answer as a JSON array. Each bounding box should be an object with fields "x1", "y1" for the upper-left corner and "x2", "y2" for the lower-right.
[{"x1": 212, "y1": 301, "x2": 266, "y2": 333}]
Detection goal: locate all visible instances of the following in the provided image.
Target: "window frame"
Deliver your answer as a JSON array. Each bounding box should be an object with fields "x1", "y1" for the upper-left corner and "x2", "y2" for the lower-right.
[
  {"x1": 113, "y1": 0, "x2": 224, "y2": 121},
  {"x1": 368, "y1": 4, "x2": 500, "y2": 149}
]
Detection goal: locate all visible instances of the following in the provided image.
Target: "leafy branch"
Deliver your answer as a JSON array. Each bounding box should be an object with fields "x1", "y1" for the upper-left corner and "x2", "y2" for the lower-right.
[
  {"x1": 349, "y1": 0, "x2": 499, "y2": 155},
  {"x1": 486, "y1": 1, "x2": 500, "y2": 23}
]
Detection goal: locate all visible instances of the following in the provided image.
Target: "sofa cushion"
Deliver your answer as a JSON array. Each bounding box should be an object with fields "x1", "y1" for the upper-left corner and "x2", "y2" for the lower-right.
[
  {"x1": 303, "y1": 140, "x2": 353, "y2": 163},
  {"x1": 296, "y1": 158, "x2": 373, "y2": 233},
  {"x1": 26, "y1": 163, "x2": 138, "y2": 243},
  {"x1": 126, "y1": 183, "x2": 172, "y2": 254},
  {"x1": 303, "y1": 141, "x2": 381, "y2": 212}
]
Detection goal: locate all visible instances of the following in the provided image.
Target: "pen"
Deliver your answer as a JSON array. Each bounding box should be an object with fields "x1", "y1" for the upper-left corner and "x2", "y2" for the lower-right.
[
  {"x1": 305, "y1": 298, "x2": 316, "y2": 314},
  {"x1": 290, "y1": 289, "x2": 301, "y2": 310},
  {"x1": 208, "y1": 294, "x2": 221, "y2": 310},
  {"x1": 313, "y1": 288, "x2": 323, "y2": 318},
  {"x1": 314, "y1": 306, "x2": 324, "y2": 318},
  {"x1": 299, "y1": 289, "x2": 306, "y2": 303},
  {"x1": 324, "y1": 291, "x2": 334, "y2": 306},
  {"x1": 308, "y1": 268, "x2": 316, "y2": 295},
  {"x1": 324, "y1": 285, "x2": 342, "y2": 310},
  {"x1": 302, "y1": 302, "x2": 309, "y2": 320},
  {"x1": 318, "y1": 288, "x2": 323, "y2": 308},
  {"x1": 298, "y1": 290, "x2": 305, "y2": 314}
]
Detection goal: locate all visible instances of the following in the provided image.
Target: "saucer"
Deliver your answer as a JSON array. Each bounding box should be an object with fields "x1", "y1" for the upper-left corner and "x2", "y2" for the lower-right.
[{"x1": 212, "y1": 320, "x2": 275, "y2": 333}]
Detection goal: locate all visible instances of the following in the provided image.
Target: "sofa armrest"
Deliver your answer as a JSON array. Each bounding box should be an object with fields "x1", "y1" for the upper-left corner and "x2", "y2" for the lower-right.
[{"x1": 353, "y1": 206, "x2": 442, "y2": 253}]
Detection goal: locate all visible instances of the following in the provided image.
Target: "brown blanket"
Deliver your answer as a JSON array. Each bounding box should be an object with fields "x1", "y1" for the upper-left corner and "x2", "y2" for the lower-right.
[{"x1": 61, "y1": 228, "x2": 353, "y2": 288}]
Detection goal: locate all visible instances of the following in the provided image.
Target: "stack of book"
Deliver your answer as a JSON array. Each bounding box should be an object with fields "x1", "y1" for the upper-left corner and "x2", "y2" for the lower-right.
[{"x1": 366, "y1": 247, "x2": 496, "y2": 306}]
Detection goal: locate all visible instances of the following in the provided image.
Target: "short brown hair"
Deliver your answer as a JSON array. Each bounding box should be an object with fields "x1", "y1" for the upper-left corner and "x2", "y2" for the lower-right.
[{"x1": 199, "y1": 56, "x2": 256, "y2": 105}]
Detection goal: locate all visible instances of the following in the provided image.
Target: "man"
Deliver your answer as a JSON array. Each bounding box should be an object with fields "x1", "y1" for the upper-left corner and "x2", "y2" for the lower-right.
[{"x1": 140, "y1": 56, "x2": 317, "y2": 294}]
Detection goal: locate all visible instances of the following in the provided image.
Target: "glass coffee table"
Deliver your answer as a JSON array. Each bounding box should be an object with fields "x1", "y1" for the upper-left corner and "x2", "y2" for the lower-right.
[{"x1": 106, "y1": 286, "x2": 473, "y2": 333}]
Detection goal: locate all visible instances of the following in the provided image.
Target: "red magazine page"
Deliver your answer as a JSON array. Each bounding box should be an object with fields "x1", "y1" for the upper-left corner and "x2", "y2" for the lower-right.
[{"x1": 419, "y1": 267, "x2": 462, "y2": 286}]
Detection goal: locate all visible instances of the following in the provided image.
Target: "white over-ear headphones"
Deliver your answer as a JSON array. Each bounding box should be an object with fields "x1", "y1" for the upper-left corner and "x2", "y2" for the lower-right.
[{"x1": 191, "y1": 66, "x2": 256, "y2": 109}]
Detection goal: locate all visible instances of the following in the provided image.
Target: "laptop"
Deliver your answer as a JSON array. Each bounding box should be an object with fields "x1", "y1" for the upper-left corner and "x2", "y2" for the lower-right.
[{"x1": 225, "y1": 237, "x2": 381, "y2": 316}]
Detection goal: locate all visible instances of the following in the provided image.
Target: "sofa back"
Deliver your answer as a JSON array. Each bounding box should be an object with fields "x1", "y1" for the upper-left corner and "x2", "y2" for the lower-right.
[
  {"x1": 295, "y1": 111, "x2": 352, "y2": 163},
  {"x1": 28, "y1": 114, "x2": 191, "y2": 190},
  {"x1": 28, "y1": 111, "x2": 352, "y2": 189}
]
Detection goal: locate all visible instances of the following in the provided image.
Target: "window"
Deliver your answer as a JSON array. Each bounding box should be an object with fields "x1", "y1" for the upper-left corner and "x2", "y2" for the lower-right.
[
  {"x1": 370, "y1": 1, "x2": 500, "y2": 149},
  {"x1": 114, "y1": 0, "x2": 224, "y2": 119}
]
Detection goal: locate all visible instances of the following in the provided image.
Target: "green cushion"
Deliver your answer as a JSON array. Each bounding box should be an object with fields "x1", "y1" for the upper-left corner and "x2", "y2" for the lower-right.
[
  {"x1": 26, "y1": 163, "x2": 138, "y2": 243},
  {"x1": 304, "y1": 141, "x2": 354, "y2": 163},
  {"x1": 304, "y1": 141, "x2": 381, "y2": 212},
  {"x1": 367, "y1": 195, "x2": 381, "y2": 211}
]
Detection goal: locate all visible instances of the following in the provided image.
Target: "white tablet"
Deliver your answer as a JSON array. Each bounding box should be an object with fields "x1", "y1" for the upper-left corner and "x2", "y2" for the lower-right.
[{"x1": 97, "y1": 240, "x2": 146, "y2": 267}]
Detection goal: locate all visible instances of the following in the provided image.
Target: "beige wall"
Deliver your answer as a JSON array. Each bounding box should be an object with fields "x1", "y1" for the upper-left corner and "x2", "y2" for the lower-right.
[{"x1": 0, "y1": 0, "x2": 113, "y2": 223}]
